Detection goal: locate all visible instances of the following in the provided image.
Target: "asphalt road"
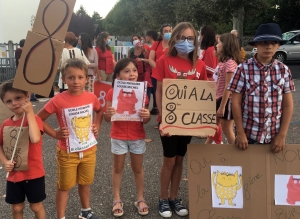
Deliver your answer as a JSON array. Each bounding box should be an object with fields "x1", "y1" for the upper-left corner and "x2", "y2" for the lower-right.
[
  {"x1": 286, "y1": 61, "x2": 300, "y2": 79},
  {"x1": 1, "y1": 80, "x2": 300, "y2": 219}
]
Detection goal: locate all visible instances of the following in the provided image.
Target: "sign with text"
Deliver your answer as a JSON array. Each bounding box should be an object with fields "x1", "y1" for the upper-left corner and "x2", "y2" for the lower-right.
[
  {"x1": 161, "y1": 79, "x2": 217, "y2": 136},
  {"x1": 94, "y1": 80, "x2": 112, "y2": 112},
  {"x1": 188, "y1": 144, "x2": 300, "y2": 219}
]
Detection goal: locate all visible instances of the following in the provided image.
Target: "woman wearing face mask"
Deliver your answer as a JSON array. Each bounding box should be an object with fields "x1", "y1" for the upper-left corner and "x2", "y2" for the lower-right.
[
  {"x1": 128, "y1": 34, "x2": 149, "y2": 82},
  {"x1": 95, "y1": 31, "x2": 114, "y2": 82},
  {"x1": 152, "y1": 22, "x2": 207, "y2": 218}
]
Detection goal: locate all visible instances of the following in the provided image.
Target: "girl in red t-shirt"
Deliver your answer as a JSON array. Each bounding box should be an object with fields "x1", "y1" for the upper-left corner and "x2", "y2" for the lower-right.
[
  {"x1": 215, "y1": 33, "x2": 241, "y2": 144},
  {"x1": 152, "y1": 22, "x2": 207, "y2": 218},
  {"x1": 104, "y1": 58, "x2": 151, "y2": 217}
]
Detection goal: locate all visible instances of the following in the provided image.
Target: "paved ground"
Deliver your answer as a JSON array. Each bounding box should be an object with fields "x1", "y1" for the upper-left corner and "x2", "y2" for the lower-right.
[{"x1": 1, "y1": 79, "x2": 300, "y2": 219}]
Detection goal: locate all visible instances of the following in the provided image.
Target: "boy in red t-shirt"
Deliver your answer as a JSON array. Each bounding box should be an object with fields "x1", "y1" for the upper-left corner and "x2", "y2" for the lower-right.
[
  {"x1": 37, "y1": 59, "x2": 103, "y2": 219},
  {"x1": 0, "y1": 79, "x2": 46, "y2": 218}
]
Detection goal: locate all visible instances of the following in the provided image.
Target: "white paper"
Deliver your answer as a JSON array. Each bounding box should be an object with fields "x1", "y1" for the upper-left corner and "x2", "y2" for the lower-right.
[
  {"x1": 63, "y1": 103, "x2": 97, "y2": 153},
  {"x1": 111, "y1": 79, "x2": 146, "y2": 121},
  {"x1": 211, "y1": 165, "x2": 243, "y2": 209},
  {"x1": 275, "y1": 174, "x2": 300, "y2": 206}
]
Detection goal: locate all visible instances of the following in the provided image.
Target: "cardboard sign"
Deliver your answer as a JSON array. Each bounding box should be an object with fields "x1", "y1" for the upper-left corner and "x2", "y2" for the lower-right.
[
  {"x1": 94, "y1": 80, "x2": 112, "y2": 112},
  {"x1": 111, "y1": 80, "x2": 147, "y2": 122},
  {"x1": 13, "y1": 0, "x2": 76, "y2": 97},
  {"x1": 63, "y1": 103, "x2": 97, "y2": 153},
  {"x1": 3, "y1": 127, "x2": 29, "y2": 171},
  {"x1": 161, "y1": 79, "x2": 217, "y2": 136},
  {"x1": 0, "y1": 100, "x2": 13, "y2": 125},
  {"x1": 187, "y1": 144, "x2": 300, "y2": 219}
]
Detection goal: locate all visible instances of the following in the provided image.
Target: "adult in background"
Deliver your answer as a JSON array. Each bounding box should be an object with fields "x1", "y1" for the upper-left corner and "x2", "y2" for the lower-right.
[
  {"x1": 78, "y1": 32, "x2": 101, "y2": 92},
  {"x1": 145, "y1": 30, "x2": 159, "y2": 113},
  {"x1": 95, "y1": 32, "x2": 114, "y2": 82},
  {"x1": 231, "y1": 29, "x2": 246, "y2": 61},
  {"x1": 58, "y1": 32, "x2": 90, "y2": 93},
  {"x1": 15, "y1": 39, "x2": 25, "y2": 68},
  {"x1": 149, "y1": 24, "x2": 172, "y2": 126},
  {"x1": 128, "y1": 34, "x2": 148, "y2": 82}
]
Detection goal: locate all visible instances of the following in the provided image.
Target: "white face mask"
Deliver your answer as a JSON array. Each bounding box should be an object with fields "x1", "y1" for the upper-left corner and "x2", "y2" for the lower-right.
[{"x1": 133, "y1": 39, "x2": 140, "y2": 46}]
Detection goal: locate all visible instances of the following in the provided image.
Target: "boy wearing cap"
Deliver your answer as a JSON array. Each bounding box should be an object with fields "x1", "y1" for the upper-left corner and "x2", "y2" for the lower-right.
[{"x1": 228, "y1": 23, "x2": 295, "y2": 153}]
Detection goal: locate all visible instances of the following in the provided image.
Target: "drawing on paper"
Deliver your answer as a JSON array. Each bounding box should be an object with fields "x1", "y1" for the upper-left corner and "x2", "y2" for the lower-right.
[
  {"x1": 116, "y1": 89, "x2": 138, "y2": 115},
  {"x1": 286, "y1": 175, "x2": 300, "y2": 204},
  {"x1": 71, "y1": 113, "x2": 91, "y2": 143},
  {"x1": 211, "y1": 166, "x2": 243, "y2": 208}
]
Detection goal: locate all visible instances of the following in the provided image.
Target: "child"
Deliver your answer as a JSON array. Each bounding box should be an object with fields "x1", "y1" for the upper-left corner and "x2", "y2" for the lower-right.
[
  {"x1": 104, "y1": 58, "x2": 151, "y2": 217},
  {"x1": 37, "y1": 58, "x2": 102, "y2": 219},
  {"x1": 215, "y1": 33, "x2": 241, "y2": 144},
  {"x1": 0, "y1": 79, "x2": 46, "y2": 219},
  {"x1": 228, "y1": 23, "x2": 295, "y2": 152},
  {"x1": 152, "y1": 22, "x2": 207, "y2": 218}
]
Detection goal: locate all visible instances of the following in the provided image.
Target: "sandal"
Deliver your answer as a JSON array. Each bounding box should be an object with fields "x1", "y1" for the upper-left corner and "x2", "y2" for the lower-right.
[
  {"x1": 134, "y1": 199, "x2": 149, "y2": 216},
  {"x1": 112, "y1": 200, "x2": 124, "y2": 217}
]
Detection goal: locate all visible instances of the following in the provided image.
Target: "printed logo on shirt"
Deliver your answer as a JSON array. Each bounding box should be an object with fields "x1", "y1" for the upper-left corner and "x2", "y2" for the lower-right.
[{"x1": 169, "y1": 65, "x2": 199, "y2": 79}]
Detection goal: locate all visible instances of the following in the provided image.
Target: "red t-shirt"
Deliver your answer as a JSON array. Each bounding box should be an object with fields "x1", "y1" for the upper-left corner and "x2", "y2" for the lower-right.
[
  {"x1": 95, "y1": 46, "x2": 113, "y2": 73},
  {"x1": 106, "y1": 88, "x2": 149, "y2": 140},
  {"x1": 44, "y1": 91, "x2": 101, "y2": 150},
  {"x1": 151, "y1": 41, "x2": 169, "y2": 61},
  {"x1": 216, "y1": 59, "x2": 237, "y2": 100},
  {"x1": 0, "y1": 115, "x2": 45, "y2": 182},
  {"x1": 201, "y1": 46, "x2": 218, "y2": 80},
  {"x1": 152, "y1": 55, "x2": 207, "y2": 81}
]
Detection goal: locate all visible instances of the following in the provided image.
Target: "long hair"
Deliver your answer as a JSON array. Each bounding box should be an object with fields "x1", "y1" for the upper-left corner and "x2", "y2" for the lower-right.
[
  {"x1": 112, "y1": 58, "x2": 138, "y2": 87},
  {"x1": 168, "y1": 22, "x2": 199, "y2": 67},
  {"x1": 218, "y1": 33, "x2": 241, "y2": 64},
  {"x1": 96, "y1": 31, "x2": 111, "y2": 53},
  {"x1": 80, "y1": 32, "x2": 92, "y2": 57},
  {"x1": 200, "y1": 26, "x2": 216, "y2": 50}
]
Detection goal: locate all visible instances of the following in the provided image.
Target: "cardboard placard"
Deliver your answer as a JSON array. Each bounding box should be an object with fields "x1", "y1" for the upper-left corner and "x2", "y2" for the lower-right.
[
  {"x1": 188, "y1": 144, "x2": 300, "y2": 219},
  {"x1": 161, "y1": 79, "x2": 217, "y2": 136},
  {"x1": 0, "y1": 100, "x2": 13, "y2": 125},
  {"x1": 32, "y1": 0, "x2": 76, "y2": 41},
  {"x1": 13, "y1": 0, "x2": 76, "y2": 97},
  {"x1": 3, "y1": 126, "x2": 29, "y2": 171},
  {"x1": 94, "y1": 80, "x2": 112, "y2": 112},
  {"x1": 13, "y1": 31, "x2": 64, "y2": 97},
  {"x1": 111, "y1": 80, "x2": 147, "y2": 122}
]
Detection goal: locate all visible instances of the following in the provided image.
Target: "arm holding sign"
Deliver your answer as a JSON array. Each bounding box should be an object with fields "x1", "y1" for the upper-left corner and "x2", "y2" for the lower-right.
[{"x1": 104, "y1": 101, "x2": 115, "y2": 122}]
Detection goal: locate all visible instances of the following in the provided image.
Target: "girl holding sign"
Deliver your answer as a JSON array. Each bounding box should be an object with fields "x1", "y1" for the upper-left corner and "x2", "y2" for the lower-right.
[
  {"x1": 104, "y1": 58, "x2": 151, "y2": 217},
  {"x1": 152, "y1": 22, "x2": 207, "y2": 218}
]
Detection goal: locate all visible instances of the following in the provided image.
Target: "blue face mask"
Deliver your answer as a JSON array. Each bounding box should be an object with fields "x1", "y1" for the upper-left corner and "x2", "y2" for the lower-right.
[
  {"x1": 106, "y1": 39, "x2": 112, "y2": 45},
  {"x1": 174, "y1": 40, "x2": 195, "y2": 55},
  {"x1": 164, "y1": 33, "x2": 172, "y2": 40}
]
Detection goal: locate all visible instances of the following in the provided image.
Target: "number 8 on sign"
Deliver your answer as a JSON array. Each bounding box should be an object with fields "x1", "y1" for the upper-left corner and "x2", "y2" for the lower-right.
[
  {"x1": 165, "y1": 102, "x2": 177, "y2": 124},
  {"x1": 98, "y1": 91, "x2": 106, "y2": 107}
]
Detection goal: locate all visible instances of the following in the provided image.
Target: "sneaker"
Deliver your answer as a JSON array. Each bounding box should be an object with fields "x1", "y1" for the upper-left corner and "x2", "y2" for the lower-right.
[
  {"x1": 79, "y1": 210, "x2": 100, "y2": 219},
  {"x1": 169, "y1": 198, "x2": 188, "y2": 216},
  {"x1": 158, "y1": 199, "x2": 172, "y2": 218},
  {"x1": 150, "y1": 108, "x2": 158, "y2": 115}
]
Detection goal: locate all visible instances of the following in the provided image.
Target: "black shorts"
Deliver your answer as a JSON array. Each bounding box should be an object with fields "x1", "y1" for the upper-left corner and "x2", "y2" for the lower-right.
[
  {"x1": 216, "y1": 98, "x2": 233, "y2": 120},
  {"x1": 5, "y1": 176, "x2": 46, "y2": 204},
  {"x1": 160, "y1": 135, "x2": 192, "y2": 158}
]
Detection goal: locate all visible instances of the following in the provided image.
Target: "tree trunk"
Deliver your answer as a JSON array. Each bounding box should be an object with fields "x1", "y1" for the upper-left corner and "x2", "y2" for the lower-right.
[{"x1": 232, "y1": 4, "x2": 244, "y2": 45}]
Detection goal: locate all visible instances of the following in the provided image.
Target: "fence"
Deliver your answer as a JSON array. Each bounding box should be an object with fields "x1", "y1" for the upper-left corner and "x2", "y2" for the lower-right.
[
  {"x1": 0, "y1": 41, "x2": 19, "y2": 58},
  {"x1": 0, "y1": 58, "x2": 16, "y2": 83},
  {"x1": 112, "y1": 46, "x2": 131, "y2": 61}
]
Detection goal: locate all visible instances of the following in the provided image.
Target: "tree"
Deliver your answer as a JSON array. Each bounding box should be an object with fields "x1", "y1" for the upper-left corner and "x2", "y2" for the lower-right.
[
  {"x1": 275, "y1": 0, "x2": 300, "y2": 32},
  {"x1": 92, "y1": 11, "x2": 103, "y2": 38}
]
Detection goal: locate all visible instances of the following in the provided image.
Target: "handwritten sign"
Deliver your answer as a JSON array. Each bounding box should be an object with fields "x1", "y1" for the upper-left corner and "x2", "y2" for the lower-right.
[
  {"x1": 94, "y1": 80, "x2": 112, "y2": 112},
  {"x1": 161, "y1": 79, "x2": 217, "y2": 136},
  {"x1": 188, "y1": 144, "x2": 300, "y2": 219},
  {"x1": 0, "y1": 100, "x2": 13, "y2": 125},
  {"x1": 13, "y1": 0, "x2": 76, "y2": 97}
]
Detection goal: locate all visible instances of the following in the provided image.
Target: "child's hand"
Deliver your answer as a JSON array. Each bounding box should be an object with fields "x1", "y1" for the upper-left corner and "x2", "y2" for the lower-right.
[
  {"x1": 4, "y1": 160, "x2": 15, "y2": 172},
  {"x1": 138, "y1": 108, "x2": 150, "y2": 119},
  {"x1": 55, "y1": 127, "x2": 70, "y2": 140},
  {"x1": 106, "y1": 107, "x2": 116, "y2": 117},
  {"x1": 235, "y1": 133, "x2": 248, "y2": 150},
  {"x1": 271, "y1": 134, "x2": 286, "y2": 153},
  {"x1": 22, "y1": 99, "x2": 34, "y2": 115},
  {"x1": 159, "y1": 124, "x2": 172, "y2": 137},
  {"x1": 216, "y1": 106, "x2": 225, "y2": 118},
  {"x1": 92, "y1": 124, "x2": 99, "y2": 137}
]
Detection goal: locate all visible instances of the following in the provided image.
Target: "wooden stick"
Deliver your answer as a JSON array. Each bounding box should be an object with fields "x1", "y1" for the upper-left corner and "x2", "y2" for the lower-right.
[{"x1": 6, "y1": 113, "x2": 26, "y2": 178}]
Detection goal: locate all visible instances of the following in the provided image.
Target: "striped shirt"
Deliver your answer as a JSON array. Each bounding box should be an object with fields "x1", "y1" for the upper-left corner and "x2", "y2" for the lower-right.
[
  {"x1": 216, "y1": 59, "x2": 237, "y2": 100},
  {"x1": 227, "y1": 55, "x2": 295, "y2": 143}
]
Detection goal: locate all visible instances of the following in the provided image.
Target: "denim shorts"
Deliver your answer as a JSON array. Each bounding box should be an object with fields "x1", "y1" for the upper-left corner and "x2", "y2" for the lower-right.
[{"x1": 111, "y1": 138, "x2": 146, "y2": 155}]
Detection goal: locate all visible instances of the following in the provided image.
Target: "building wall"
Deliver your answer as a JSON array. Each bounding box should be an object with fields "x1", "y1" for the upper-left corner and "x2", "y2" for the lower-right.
[{"x1": 0, "y1": 0, "x2": 39, "y2": 43}]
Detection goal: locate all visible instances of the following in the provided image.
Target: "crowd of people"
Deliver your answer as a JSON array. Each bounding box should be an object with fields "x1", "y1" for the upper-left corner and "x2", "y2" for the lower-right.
[{"x1": 0, "y1": 21, "x2": 295, "y2": 219}]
